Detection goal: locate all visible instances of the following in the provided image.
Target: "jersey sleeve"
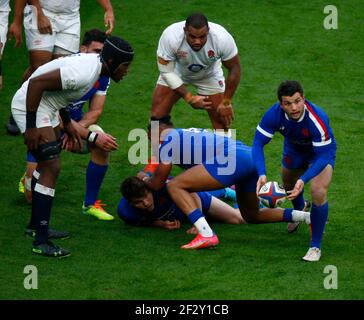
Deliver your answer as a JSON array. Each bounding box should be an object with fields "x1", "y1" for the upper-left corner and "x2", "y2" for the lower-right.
[
  {"x1": 252, "y1": 107, "x2": 278, "y2": 176},
  {"x1": 300, "y1": 110, "x2": 336, "y2": 183},
  {"x1": 157, "y1": 26, "x2": 178, "y2": 61},
  {"x1": 218, "y1": 28, "x2": 238, "y2": 61}
]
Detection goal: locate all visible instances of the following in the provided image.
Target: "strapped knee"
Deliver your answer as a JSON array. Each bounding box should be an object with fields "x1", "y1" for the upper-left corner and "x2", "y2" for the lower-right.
[{"x1": 33, "y1": 140, "x2": 61, "y2": 162}]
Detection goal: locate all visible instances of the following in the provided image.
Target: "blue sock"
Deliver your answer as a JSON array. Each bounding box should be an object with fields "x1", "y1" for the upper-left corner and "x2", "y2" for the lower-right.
[
  {"x1": 187, "y1": 208, "x2": 204, "y2": 224},
  {"x1": 84, "y1": 161, "x2": 108, "y2": 207},
  {"x1": 292, "y1": 191, "x2": 305, "y2": 210},
  {"x1": 310, "y1": 202, "x2": 329, "y2": 248},
  {"x1": 208, "y1": 189, "x2": 226, "y2": 199},
  {"x1": 283, "y1": 208, "x2": 293, "y2": 222}
]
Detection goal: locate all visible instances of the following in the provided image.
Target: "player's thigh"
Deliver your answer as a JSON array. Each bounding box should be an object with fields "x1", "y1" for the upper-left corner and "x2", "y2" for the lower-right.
[
  {"x1": 235, "y1": 188, "x2": 260, "y2": 221},
  {"x1": 208, "y1": 196, "x2": 243, "y2": 224},
  {"x1": 169, "y1": 164, "x2": 225, "y2": 192},
  {"x1": 28, "y1": 50, "x2": 53, "y2": 70},
  {"x1": 151, "y1": 83, "x2": 181, "y2": 117}
]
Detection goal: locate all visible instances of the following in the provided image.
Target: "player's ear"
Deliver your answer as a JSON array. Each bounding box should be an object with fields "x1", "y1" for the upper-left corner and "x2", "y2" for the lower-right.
[{"x1": 80, "y1": 45, "x2": 87, "y2": 53}]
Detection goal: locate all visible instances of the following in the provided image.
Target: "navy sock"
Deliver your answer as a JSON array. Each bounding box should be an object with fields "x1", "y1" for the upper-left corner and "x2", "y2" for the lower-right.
[
  {"x1": 84, "y1": 161, "x2": 108, "y2": 207},
  {"x1": 27, "y1": 172, "x2": 39, "y2": 230},
  {"x1": 32, "y1": 184, "x2": 54, "y2": 246},
  {"x1": 292, "y1": 191, "x2": 305, "y2": 210},
  {"x1": 310, "y1": 202, "x2": 329, "y2": 248},
  {"x1": 282, "y1": 208, "x2": 293, "y2": 222}
]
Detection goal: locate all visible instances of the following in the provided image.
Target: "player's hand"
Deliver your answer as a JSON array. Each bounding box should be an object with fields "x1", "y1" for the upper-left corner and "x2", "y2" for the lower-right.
[
  {"x1": 63, "y1": 122, "x2": 83, "y2": 151},
  {"x1": 136, "y1": 171, "x2": 149, "y2": 181},
  {"x1": 37, "y1": 13, "x2": 52, "y2": 34},
  {"x1": 104, "y1": 9, "x2": 115, "y2": 35},
  {"x1": 217, "y1": 100, "x2": 234, "y2": 128},
  {"x1": 256, "y1": 175, "x2": 267, "y2": 195},
  {"x1": 188, "y1": 95, "x2": 212, "y2": 110},
  {"x1": 186, "y1": 226, "x2": 198, "y2": 234},
  {"x1": 8, "y1": 22, "x2": 23, "y2": 47},
  {"x1": 287, "y1": 179, "x2": 304, "y2": 201},
  {"x1": 94, "y1": 132, "x2": 118, "y2": 152},
  {"x1": 162, "y1": 220, "x2": 181, "y2": 230},
  {"x1": 24, "y1": 128, "x2": 41, "y2": 151}
]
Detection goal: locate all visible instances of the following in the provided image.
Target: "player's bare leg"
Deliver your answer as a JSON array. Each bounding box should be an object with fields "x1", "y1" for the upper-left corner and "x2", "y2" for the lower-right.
[
  {"x1": 205, "y1": 93, "x2": 228, "y2": 130},
  {"x1": 150, "y1": 84, "x2": 181, "y2": 120},
  {"x1": 167, "y1": 165, "x2": 224, "y2": 249}
]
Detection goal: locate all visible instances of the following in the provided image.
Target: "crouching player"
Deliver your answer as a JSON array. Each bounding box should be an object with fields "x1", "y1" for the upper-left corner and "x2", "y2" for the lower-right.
[
  {"x1": 20, "y1": 29, "x2": 115, "y2": 221},
  {"x1": 118, "y1": 176, "x2": 244, "y2": 231}
]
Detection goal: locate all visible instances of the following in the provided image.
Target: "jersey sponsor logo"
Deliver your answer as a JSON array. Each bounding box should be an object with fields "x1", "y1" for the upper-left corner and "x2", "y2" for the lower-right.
[
  {"x1": 188, "y1": 64, "x2": 204, "y2": 72},
  {"x1": 218, "y1": 80, "x2": 224, "y2": 87},
  {"x1": 177, "y1": 50, "x2": 188, "y2": 58}
]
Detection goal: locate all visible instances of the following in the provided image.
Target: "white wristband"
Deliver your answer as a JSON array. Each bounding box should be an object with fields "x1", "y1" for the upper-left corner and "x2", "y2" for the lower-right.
[{"x1": 88, "y1": 131, "x2": 97, "y2": 143}]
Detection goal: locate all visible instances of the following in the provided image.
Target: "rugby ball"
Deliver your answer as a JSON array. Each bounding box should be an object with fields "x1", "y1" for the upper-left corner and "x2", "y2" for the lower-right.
[{"x1": 258, "y1": 181, "x2": 287, "y2": 208}]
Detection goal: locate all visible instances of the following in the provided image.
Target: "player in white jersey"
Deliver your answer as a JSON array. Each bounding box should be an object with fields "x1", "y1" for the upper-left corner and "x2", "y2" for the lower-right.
[
  {"x1": 6, "y1": 0, "x2": 115, "y2": 134},
  {"x1": 11, "y1": 36, "x2": 134, "y2": 258},
  {"x1": 151, "y1": 13, "x2": 241, "y2": 130},
  {"x1": 0, "y1": 0, "x2": 10, "y2": 89}
]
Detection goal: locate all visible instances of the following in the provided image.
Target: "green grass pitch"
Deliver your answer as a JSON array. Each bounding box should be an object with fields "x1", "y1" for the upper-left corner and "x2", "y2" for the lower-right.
[{"x1": 0, "y1": 0, "x2": 363, "y2": 300}]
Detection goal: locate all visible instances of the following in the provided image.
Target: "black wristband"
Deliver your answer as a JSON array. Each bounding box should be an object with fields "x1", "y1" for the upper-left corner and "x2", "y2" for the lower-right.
[
  {"x1": 26, "y1": 112, "x2": 37, "y2": 129},
  {"x1": 59, "y1": 108, "x2": 71, "y2": 125}
]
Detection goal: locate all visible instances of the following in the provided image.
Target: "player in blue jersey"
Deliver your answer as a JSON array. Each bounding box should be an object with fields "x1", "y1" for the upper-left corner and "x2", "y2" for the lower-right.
[
  {"x1": 252, "y1": 80, "x2": 336, "y2": 262},
  {"x1": 138, "y1": 118, "x2": 311, "y2": 251},
  {"x1": 118, "y1": 176, "x2": 244, "y2": 231},
  {"x1": 20, "y1": 29, "x2": 116, "y2": 221}
]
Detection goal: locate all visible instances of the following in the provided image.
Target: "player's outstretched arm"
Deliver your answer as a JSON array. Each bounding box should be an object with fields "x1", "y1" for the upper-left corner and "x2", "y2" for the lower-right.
[
  {"x1": 218, "y1": 55, "x2": 241, "y2": 127},
  {"x1": 8, "y1": 0, "x2": 27, "y2": 47},
  {"x1": 96, "y1": 0, "x2": 115, "y2": 34}
]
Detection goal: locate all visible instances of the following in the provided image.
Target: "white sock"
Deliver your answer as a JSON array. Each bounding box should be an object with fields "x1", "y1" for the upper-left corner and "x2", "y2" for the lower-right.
[
  {"x1": 292, "y1": 210, "x2": 311, "y2": 224},
  {"x1": 194, "y1": 217, "x2": 214, "y2": 237}
]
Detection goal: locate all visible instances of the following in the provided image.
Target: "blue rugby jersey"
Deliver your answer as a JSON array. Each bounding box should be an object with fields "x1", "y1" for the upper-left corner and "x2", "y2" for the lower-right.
[
  {"x1": 252, "y1": 100, "x2": 336, "y2": 183},
  {"x1": 66, "y1": 76, "x2": 110, "y2": 122},
  {"x1": 159, "y1": 128, "x2": 236, "y2": 169}
]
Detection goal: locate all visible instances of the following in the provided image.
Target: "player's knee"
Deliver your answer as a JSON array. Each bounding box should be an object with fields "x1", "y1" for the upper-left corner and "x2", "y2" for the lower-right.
[
  {"x1": 167, "y1": 179, "x2": 181, "y2": 193},
  {"x1": 34, "y1": 141, "x2": 61, "y2": 161},
  {"x1": 311, "y1": 187, "x2": 328, "y2": 206}
]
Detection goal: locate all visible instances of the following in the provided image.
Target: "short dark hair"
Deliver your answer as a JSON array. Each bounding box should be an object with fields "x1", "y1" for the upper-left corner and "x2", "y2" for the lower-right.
[
  {"x1": 277, "y1": 80, "x2": 304, "y2": 102},
  {"x1": 185, "y1": 13, "x2": 209, "y2": 29},
  {"x1": 82, "y1": 29, "x2": 107, "y2": 46},
  {"x1": 121, "y1": 176, "x2": 149, "y2": 202}
]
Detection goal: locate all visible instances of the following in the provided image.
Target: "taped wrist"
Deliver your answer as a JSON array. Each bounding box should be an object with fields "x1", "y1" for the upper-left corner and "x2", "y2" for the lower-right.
[
  {"x1": 26, "y1": 112, "x2": 37, "y2": 129},
  {"x1": 87, "y1": 130, "x2": 99, "y2": 143},
  {"x1": 59, "y1": 108, "x2": 71, "y2": 125},
  {"x1": 223, "y1": 98, "x2": 231, "y2": 106},
  {"x1": 184, "y1": 92, "x2": 193, "y2": 104}
]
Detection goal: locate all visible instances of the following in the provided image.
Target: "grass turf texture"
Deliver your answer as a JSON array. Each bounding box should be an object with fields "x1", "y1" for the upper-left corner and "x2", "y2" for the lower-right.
[{"x1": 0, "y1": 0, "x2": 363, "y2": 299}]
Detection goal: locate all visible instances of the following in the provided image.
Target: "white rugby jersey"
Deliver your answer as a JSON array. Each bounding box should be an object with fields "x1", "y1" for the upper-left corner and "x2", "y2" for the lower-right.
[
  {"x1": 13, "y1": 53, "x2": 102, "y2": 114},
  {"x1": 39, "y1": 0, "x2": 80, "y2": 16},
  {"x1": 0, "y1": 0, "x2": 10, "y2": 12},
  {"x1": 157, "y1": 21, "x2": 238, "y2": 81}
]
